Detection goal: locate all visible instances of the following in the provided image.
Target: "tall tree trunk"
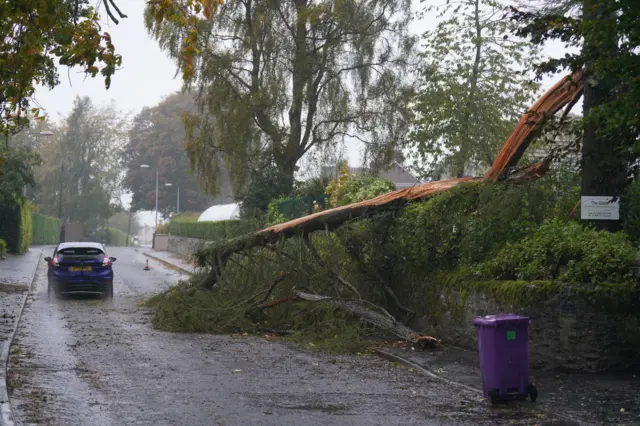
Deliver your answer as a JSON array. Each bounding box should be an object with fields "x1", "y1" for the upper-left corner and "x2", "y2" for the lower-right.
[
  {"x1": 580, "y1": 0, "x2": 626, "y2": 231},
  {"x1": 456, "y1": 0, "x2": 482, "y2": 178}
]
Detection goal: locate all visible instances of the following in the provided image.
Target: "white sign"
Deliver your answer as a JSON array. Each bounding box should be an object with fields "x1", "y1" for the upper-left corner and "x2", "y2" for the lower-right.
[{"x1": 580, "y1": 196, "x2": 620, "y2": 220}]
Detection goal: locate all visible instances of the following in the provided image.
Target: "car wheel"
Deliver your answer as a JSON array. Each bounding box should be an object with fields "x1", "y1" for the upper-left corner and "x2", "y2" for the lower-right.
[{"x1": 103, "y1": 281, "x2": 114, "y2": 300}]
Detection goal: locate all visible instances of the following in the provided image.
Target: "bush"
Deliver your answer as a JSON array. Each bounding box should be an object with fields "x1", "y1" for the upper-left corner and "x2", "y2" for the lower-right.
[
  {"x1": 0, "y1": 239, "x2": 7, "y2": 258},
  {"x1": 18, "y1": 200, "x2": 32, "y2": 254},
  {"x1": 31, "y1": 213, "x2": 62, "y2": 245},
  {"x1": 479, "y1": 218, "x2": 636, "y2": 283},
  {"x1": 240, "y1": 162, "x2": 293, "y2": 219},
  {"x1": 92, "y1": 227, "x2": 131, "y2": 246},
  {"x1": 325, "y1": 162, "x2": 396, "y2": 207},
  {"x1": 166, "y1": 219, "x2": 258, "y2": 241}
]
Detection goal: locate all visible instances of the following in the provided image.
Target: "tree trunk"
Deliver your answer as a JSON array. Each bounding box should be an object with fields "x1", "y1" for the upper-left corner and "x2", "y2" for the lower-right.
[
  {"x1": 580, "y1": 0, "x2": 626, "y2": 231},
  {"x1": 456, "y1": 0, "x2": 483, "y2": 179}
]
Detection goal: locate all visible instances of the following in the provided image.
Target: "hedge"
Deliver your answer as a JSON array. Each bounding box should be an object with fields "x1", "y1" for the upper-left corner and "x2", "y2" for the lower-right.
[
  {"x1": 165, "y1": 219, "x2": 253, "y2": 242},
  {"x1": 0, "y1": 199, "x2": 32, "y2": 254},
  {"x1": 31, "y1": 213, "x2": 62, "y2": 245},
  {"x1": 19, "y1": 201, "x2": 32, "y2": 254}
]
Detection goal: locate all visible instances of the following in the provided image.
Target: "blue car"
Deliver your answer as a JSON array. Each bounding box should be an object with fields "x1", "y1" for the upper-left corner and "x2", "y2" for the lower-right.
[{"x1": 44, "y1": 242, "x2": 116, "y2": 299}]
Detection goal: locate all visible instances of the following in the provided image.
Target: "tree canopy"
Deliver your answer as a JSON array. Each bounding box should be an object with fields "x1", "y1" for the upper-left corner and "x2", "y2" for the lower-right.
[
  {"x1": 145, "y1": 0, "x2": 415, "y2": 194},
  {"x1": 30, "y1": 96, "x2": 128, "y2": 233},
  {"x1": 0, "y1": 0, "x2": 124, "y2": 138},
  {"x1": 512, "y1": 0, "x2": 639, "y2": 228},
  {"x1": 122, "y1": 92, "x2": 222, "y2": 218},
  {"x1": 408, "y1": 0, "x2": 541, "y2": 180}
]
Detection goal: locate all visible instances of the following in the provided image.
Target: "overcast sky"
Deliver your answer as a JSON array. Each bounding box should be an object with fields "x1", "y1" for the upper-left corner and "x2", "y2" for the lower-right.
[{"x1": 32, "y1": 0, "x2": 568, "y2": 228}]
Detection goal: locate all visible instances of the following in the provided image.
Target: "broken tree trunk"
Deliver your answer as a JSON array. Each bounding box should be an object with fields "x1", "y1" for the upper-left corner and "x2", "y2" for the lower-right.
[
  {"x1": 196, "y1": 72, "x2": 585, "y2": 283},
  {"x1": 296, "y1": 292, "x2": 439, "y2": 348}
]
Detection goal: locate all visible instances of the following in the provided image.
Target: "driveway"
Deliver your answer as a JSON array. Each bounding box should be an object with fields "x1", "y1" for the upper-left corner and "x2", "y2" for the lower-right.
[{"x1": 8, "y1": 247, "x2": 568, "y2": 425}]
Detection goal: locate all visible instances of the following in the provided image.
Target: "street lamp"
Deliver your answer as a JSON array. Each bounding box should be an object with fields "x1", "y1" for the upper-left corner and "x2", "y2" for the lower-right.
[
  {"x1": 164, "y1": 183, "x2": 180, "y2": 214},
  {"x1": 140, "y1": 164, "x2": 159, "y2": 230}
]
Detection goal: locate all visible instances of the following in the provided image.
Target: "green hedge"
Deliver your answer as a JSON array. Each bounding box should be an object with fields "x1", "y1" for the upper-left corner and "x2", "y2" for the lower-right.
[
  {"x1": 165, "y1": 219, "x2": 254, "y2": 242},
  {"x1": 0, "y1": 198, "x2": 31, "y2": 254},
  {"x1": 19, "y1": 201, "x2": 32, "y2": 254},
  {"x1": 31, "y1": 213, "x2": 62, "y2": 245},
  {"x1": 105, "y1": 228, "x2": 130, "y2": 246}
]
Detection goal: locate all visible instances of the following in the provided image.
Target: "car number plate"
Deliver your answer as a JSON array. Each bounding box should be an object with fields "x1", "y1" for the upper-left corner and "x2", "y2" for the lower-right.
[{"x1": 69, "y1": 266, "x2": 92, "y2": 272}]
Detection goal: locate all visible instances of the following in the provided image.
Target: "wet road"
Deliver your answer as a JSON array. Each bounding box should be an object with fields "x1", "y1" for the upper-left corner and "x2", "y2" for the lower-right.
[{"x1": 9, "y1": 247, "x2": 568, "y2": 425}]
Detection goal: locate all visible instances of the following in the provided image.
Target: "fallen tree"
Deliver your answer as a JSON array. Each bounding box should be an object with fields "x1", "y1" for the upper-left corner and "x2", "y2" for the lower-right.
[
  {"x1": 195, "y1": 72, "x2": 584, "y2": 282},
  {"x1": 185, "y1": 72, "x2": 584, "y2": 346}
]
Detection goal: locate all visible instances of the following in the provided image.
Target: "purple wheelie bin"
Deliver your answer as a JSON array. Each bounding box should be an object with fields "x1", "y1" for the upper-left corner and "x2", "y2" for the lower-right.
[{"x1": 473, "y1": 314, "x2": 538, "y2": 404}]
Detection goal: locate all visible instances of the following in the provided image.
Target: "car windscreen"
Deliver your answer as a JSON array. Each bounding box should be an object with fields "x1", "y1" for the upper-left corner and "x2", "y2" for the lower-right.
[{"x1": 57, "y1": 247, "x2": 105, "y2": 261}]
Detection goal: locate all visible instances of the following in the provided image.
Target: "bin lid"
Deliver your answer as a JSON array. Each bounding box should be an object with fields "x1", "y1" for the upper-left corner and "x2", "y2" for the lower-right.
[{"x1": 473, "y1": 314, "x2": 529, "y2": 327}]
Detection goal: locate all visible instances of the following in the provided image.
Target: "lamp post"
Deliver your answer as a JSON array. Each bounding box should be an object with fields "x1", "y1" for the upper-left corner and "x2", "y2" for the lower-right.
[{"x1": 140, "y1": 164, "x2": 159, "y2": 230}]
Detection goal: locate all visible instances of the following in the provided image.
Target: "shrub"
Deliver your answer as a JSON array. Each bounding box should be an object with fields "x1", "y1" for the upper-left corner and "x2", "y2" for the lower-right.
[
  {"x1": 0, "y1": 239, "x2": 7, "y2": 258},
  {"x1": 240, "y1": 162, "x2": 293, "y2": 219},
  {"x1": 165, "y1": 219, "x2": 257, "y2": 241},
  {"x1": 19, "y1": 200, "x2": 32, "y2": 254},
  {"x1": 479, "y1": 218, "x2": 636, "y2": 283},
  {"x1": 31, "y1": 213, "x2": 62, "y2": 245},
  {"x1": 266, "y1": 197, "x2": 288, "y2": 225},
  {"x1": 325, "y1": 162, "x2": 396, "y2": 207}
]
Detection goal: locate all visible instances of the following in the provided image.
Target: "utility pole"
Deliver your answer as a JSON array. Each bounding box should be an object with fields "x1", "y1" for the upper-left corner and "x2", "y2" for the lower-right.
[
  {"x1": 126, "y1": 208, "x2": 133, "y2": 246},
  {"x1": 155, "y1": 169, "x2": 159, "y2": 230},
  {"x1": 177, "y1": 186, "x2": 180, "y2": 214}
]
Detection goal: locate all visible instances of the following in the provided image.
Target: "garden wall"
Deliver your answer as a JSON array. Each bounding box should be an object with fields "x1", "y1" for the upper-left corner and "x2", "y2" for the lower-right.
[
  {"x1": 421, "y1": 275, "x2": 640, "y2": 373},
  {"x1": 167, "y1": 235, "x2": 205, "y2": 258}
]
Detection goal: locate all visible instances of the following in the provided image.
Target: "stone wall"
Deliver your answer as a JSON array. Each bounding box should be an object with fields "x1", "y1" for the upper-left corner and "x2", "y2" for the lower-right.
[
  {"x1": 167, "y1": 235, "x2": 206, "y2": 258},
  {"x1": 421, "y1": 279, "x2": 640, "y2": 373}
]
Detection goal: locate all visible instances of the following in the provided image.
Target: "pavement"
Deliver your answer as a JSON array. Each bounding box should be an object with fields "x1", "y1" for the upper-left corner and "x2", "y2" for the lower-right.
[
  {"x1": 0, "y1": 247, "x2": 632, "y2": 425},
  {"x1": 137, "y1": 247, "x2": 196, "y2": 275},
  {"x1": 377, "y1": 345, "x2": 640, "y2": 426}
]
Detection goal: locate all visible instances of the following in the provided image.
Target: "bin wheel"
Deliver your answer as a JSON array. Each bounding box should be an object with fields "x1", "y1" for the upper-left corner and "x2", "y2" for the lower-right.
[
  {"x1": 527, "y1": 384, "x2": 538, "y2": 402},
  {"x1": 488, "y1": 389, "x2": 500, "y2": 404}
]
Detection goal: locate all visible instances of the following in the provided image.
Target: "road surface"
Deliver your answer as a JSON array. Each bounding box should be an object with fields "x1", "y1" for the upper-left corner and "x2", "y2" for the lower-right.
[{"x1": 8, "y1": 247, "x2": 569, "y2": 425}]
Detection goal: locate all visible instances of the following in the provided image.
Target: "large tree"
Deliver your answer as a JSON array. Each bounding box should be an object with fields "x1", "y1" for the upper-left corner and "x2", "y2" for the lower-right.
[
  {"x1": 32, "y1": 97, "x2": 128, "y2": 233},
  {"x1": 512, "y1": 0, "x2": 638, "y2": 230},
  {"x1": 408, "y1": 0, "x2": 541, "y2": 180},
  {"x1": 145, "y1": 0, "x2": 415, "y2": 194},
  {"x1": 122, "y1": 92, "x2": 222, "y2": 218}
]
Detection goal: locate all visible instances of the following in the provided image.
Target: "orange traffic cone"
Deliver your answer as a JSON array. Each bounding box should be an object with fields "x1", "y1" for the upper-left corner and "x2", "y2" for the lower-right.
[{"x1": 143, "y1": 259, "x2": 150, "y2": 271}]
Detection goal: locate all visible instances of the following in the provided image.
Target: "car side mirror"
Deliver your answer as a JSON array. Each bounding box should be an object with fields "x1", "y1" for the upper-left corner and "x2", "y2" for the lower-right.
[
  {"x1": 44, "y1": 257, "x2": 52, "y2": 263},
  {"x1": 109, "y1": 257, "x2": 117, "y2": 263}
]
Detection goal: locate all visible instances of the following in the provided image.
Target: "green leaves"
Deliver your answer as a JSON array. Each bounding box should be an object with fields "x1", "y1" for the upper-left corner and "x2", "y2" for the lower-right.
[
  {"x1": 0, "y1": 0, "x2": 123, "y2": 137},
  {"x1": 480, "y1": 218, "x2": 636, "y2": 284},
  {"x1": 408, "y1": 0, "x2": 542, "y2": 179},
  {"x1": 146, "y1": 0, "x2": 414, "y2": 196}
]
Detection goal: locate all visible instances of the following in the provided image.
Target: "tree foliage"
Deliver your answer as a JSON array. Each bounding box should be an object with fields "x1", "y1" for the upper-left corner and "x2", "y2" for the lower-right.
[
  {"x1": 31, "y1": 97, "x2": 127, "y2": 233},
  {"x1": 145, "y1": 0, "x2": 415, "y2": 194},
  {"x1": 0, "y1": 0, "x2": 123, "y2": 138},
  {"x1": 512, "y1": 0, "x2": 639, "y2": 203},
  {"x1": 122, "y1": 92, "x2": 221, "y2": 218},
  {"x1": 325, "y1": 161, "x2": 395, "y2": 207},
  {"x1": 408, "y1": 0, "x2": 541, "y2": 180}
]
